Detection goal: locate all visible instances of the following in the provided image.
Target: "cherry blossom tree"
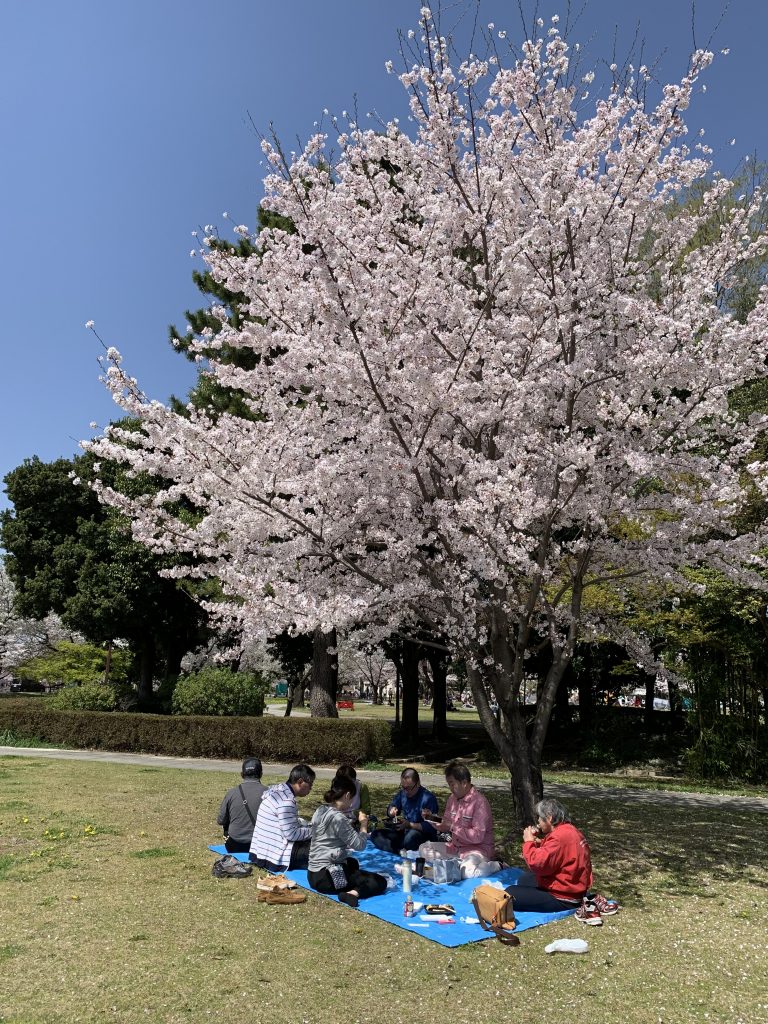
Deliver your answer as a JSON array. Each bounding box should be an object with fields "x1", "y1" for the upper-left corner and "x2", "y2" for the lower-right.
[
  {"x1": 91, "y1": 9, "x2": 768, "y2": 822},
  {"x1": 0, "y1": 564, "x2": 78, "y2": 673}
]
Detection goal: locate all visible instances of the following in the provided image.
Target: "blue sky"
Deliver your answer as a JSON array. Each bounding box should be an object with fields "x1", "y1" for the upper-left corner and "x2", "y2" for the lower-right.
[{"x1": 1, "y1": 0, "x2": 765, "y2": 512}]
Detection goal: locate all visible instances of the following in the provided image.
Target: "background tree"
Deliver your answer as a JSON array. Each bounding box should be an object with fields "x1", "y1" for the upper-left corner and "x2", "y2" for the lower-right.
[
  {"x1": 266, "y1": 629, "x2": 313, "y2": 715},
  {"x1": 0, "y1": 563, "x2": 79, "y2": 674},
  {"x1": 337, "y1": 636, "x2": 394, "y2": 705},
  {"x1": 91, "y1": 11, "x2": 768, "y2": 820},
  {"x1": 14, "y1": 640, "x2": 131, "y2": 687},
  {"x1": 1, "y1": 454, "x2": 208, "y2": 705}
]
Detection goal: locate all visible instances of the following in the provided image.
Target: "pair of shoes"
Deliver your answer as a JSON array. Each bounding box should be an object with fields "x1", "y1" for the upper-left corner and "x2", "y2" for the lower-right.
[
  {"x1": 256, "y1": 874, "x2": 295, "y2": 892},
  {"x1": 590, "y1": 892, "x2": 620, "y2": 916},
  {"x1": 258, "y1": 889, "x2": 306, "y2": 905},
  {"x1": 575, "y1": 900, "x2": 603, "y2": 926}
]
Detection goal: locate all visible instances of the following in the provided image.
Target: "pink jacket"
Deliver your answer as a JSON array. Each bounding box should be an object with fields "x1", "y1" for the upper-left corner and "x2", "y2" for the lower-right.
[{"x1": 441, "y1": 786, "x2": 495, "y2": 860}]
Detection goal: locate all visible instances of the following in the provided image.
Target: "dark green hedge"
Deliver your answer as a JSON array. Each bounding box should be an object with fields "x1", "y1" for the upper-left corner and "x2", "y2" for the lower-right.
[{"x1": 0, "y1": 699, "x2": 392, "y2": 765}]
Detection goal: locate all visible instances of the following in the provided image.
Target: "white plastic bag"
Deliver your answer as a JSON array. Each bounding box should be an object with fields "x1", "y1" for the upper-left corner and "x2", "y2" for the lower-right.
[{"x1": 431, "y1": 856, "x2": 462, "y2": 884}]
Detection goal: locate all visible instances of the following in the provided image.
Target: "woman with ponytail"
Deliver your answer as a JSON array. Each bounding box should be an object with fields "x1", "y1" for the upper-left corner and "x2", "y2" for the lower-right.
[{"x1": 307, "y1": 775, "x2": 387, "y2": 907}]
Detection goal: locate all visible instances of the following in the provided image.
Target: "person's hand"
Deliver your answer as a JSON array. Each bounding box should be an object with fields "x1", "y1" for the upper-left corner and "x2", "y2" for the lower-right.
[
  {"x1": 388, "y1": 806, "x2": 398, "y2": 818},
  {"x1": 523, "y1": 826, "x2": 539, "y2": 844},
  {"x1": 358, "y1": 811, "x2": 369, "y2": 828}
]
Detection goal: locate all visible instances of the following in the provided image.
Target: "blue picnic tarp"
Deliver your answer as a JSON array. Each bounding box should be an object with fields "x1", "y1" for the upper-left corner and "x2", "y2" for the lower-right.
[{"x1": 209, "y1": 844, "x2": 576, "y2": 947}]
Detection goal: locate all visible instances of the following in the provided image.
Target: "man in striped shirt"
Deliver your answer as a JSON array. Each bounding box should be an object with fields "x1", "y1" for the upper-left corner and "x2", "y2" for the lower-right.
[{"x1": 249, "y1": 764, "x2": 316, "y2": 872}]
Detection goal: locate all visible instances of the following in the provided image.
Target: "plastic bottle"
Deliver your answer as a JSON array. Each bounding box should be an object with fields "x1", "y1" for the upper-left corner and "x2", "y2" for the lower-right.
[
  {"x1": 401, "y1": 858, "x2": 413, "y2": 894},
  {"x1": 544, "y1": 938, "x2": 589, "y2": 955}
]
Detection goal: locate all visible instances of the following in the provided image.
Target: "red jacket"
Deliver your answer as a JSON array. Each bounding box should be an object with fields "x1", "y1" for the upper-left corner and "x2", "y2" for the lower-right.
[{"x1": 522, "y1": 822, "x2": 593, "y2": 900}]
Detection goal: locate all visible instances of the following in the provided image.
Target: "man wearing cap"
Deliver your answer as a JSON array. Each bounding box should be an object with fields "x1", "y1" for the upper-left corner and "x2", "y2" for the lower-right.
[{"x1": 217, "y1": 757, "x2": 267, "y2": 853}]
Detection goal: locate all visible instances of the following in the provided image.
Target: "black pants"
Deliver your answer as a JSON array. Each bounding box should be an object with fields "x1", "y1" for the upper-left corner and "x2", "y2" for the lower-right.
[
  {"x1": 307, "y1": 857, "x2": 387, "y2": 901},
  {"x1": 506, "y1": 871, "x2": 582, "y2": 913},
  {"x1": 249, "y1": 839, "x2": 311, "y2": 873},
  {"x1": 371, "y1": 825, "x2": 437, "y2": 854},
  {"x1": 224, "y1": 837, "x2": 251, "y2": 854}
]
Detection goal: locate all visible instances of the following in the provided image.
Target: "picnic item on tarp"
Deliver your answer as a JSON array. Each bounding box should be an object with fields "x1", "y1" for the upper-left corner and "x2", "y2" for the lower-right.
[
  {"x1": 424, "y1": 903, "x2": 455, "y2": 916},
  {"x1": 211, "y1": 856, "x2": 253, "y2": 878},
  {"x1": 471, "y1": 884, "x2": 519, "y2": 945},
  {"x1": 401, "y1": 858, "x2": 413, "y2": 893},
  {"x1": 431, "y1": 856, "x2": 462, "y2": 884}
]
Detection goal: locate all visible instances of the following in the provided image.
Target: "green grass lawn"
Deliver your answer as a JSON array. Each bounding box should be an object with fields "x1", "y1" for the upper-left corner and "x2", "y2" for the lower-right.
[{"x1": 1, "y1": 757, "x2": 766, "y2": 1024}]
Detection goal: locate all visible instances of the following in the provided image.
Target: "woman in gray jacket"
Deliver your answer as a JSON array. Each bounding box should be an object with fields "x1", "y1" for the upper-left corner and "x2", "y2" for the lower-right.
[{"x1": 307, "y1": 775, "x2": 387, "y2": 907}]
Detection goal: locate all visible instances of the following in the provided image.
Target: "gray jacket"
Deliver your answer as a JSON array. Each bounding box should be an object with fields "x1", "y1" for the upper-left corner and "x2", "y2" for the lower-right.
[
  {"x1": 217, "y1": 778, "x2": 266, "y2": 844},
  {"x1": 308, "y1": 803, "x2": 367, "y2": 872}
]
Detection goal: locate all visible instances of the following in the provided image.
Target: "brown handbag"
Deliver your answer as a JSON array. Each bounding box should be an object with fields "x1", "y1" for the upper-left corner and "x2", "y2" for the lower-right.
[{"x1": 471, "y1": 885, "x2": 520, "y2": 946}]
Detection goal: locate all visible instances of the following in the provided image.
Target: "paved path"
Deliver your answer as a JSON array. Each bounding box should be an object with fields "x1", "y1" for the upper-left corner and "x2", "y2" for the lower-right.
[{"x1": 2, "y1": 745, "x2": 766, "y2": 814}]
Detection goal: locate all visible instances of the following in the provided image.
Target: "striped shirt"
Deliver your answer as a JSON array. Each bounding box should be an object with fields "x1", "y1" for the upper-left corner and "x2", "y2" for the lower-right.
[{"x1": 249, "y1": 782, "x2": 311, "y2": 868}]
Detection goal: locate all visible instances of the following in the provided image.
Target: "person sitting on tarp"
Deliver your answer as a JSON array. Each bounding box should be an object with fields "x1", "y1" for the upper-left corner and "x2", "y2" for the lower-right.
[
  {"x1": 307, "y1": 775, "x2": 387, "y2": 908},
  {"x1": 217, "y1": 757, "x2": 267, "y2": 854},
  {"x1": 507, "y1": 798, "x2": 619, "y2": 925},
  {"x1": 334, "y1": 764, "x2": 371, "y2": 828},
  {"x1": 370, "y1": 767, "x2": 439, "y2": 854},
  {"x1": 419, "y1": 761, "x2": 501, "y2": 878},
  {"x1": 249, "y1": 764, "x2": 315, "y2": 872}
]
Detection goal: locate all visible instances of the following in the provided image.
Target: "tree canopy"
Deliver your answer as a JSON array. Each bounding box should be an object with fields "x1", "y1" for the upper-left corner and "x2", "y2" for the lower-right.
[{"x1": 90, "y1": 11, "x2": 768, "y2": 818}]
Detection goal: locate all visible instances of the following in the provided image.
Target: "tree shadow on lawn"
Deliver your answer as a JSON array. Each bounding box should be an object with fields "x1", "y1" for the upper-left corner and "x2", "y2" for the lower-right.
[{"x1": 485, "y1": 789, "x2": 768, "y2": 903}]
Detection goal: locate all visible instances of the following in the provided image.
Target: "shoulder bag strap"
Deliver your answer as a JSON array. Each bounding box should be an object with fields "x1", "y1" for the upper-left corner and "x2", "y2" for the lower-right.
[
  {"x1": 471, "y1": 894, "x2": 494, "y2": 932},
  {"x1": 238, "y1": 784, "x2": 256, "y2": 825}
]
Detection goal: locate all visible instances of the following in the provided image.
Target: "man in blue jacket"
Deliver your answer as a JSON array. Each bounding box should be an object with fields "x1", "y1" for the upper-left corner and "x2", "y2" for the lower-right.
[{"x1": 372, "y1": 768, "x2": 439, "y2": 853}]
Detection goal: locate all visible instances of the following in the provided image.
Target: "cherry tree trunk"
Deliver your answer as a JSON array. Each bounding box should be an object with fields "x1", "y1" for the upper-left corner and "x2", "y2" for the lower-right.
[{"x1": 310, "y1": 627, "x2": 338, "y2": 718}]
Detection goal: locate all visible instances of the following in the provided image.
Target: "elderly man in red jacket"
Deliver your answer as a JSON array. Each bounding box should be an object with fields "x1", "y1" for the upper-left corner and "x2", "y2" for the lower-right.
[{"x1": 508, "y1": 798, "x2": 619, "y2": 925}]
